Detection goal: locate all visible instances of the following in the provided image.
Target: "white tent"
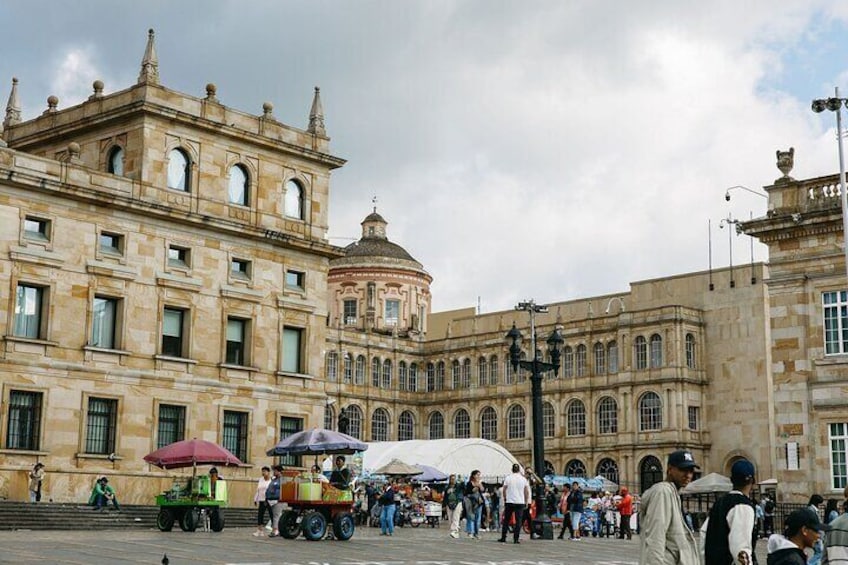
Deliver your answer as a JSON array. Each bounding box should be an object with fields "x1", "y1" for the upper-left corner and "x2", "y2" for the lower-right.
[
  {"x1": 322, "y1": 438, "x2": 519, "y2": 481},
  {"x1": 681, "y1": 472, "x2": 732, "y2": 495}
]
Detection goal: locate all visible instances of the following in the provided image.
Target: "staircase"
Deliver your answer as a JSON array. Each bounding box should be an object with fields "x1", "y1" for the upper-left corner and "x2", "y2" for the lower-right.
[{"x1": 0, "y1": 501, "x2": 257, "y2": 531}]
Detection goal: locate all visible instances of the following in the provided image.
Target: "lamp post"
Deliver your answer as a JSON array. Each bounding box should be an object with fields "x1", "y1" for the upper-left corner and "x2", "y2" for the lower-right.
[
  {"x1": 812, "y1": 88, "x2": 848, "y2": 285},
  {"x1": 506, "y1": 300, "x2": 563, "y2": 540},
  {"x1": 724, "y1": 185, "x2": 767, "y2": 201}
]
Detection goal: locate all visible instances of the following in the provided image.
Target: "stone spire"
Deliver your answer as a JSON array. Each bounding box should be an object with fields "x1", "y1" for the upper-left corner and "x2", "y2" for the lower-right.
[
  {"x1": 307, "y1": 86, "x2": 326, "y2": 136},
  {"x1": 4, "y1": 77, "x2": 22, "y2": 129},
  {"x1": 137, "y1": 29, "x2": 160, "y2": 85}
]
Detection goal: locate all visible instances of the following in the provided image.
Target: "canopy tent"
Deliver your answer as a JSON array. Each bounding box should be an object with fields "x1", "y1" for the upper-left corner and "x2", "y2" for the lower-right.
[
  {"x1": 322, "y1": 438, "x2": 519, "y2": 481},
  {"x1": 681, "y1": 472, "x2": 732, "y2": 495}
]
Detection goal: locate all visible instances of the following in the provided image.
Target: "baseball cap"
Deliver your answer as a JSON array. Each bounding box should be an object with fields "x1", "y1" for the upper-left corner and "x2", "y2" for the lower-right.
[
  {"x1": 785, "y1": 507, "x2": 831, "y2": 533},
  {"x1": 730, "y1": 460, "x2": 755, "y2": 480},
  {"x1": 667, "y1": 450, "x2": 700, "y2": 470}
]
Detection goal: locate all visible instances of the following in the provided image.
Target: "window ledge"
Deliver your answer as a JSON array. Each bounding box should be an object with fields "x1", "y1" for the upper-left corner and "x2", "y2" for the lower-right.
[
  {"x1": 220, "y1": 363, "x2": 259, "y2": 372},
  {"x1": 9, "y1": 245, "x2": 63, "y2": 268},
  {"x1": 154, "y1": 354, "x2": 198, "y2": 365},
  {"x1": 84, "y1": 346, "x2": 132, "y2": 356},
  {"x1": 276, "y1": 370, "x2": 313, "y2": 380},
  {"x1": 156, "y1": 271, "x2": 202, "y2": 291},
  {"x1": 220, "y1": 284, "x2": 264, "y2": 303},
  {"x1": 86, "y1": 259, "x2": 135, "y2": 280},
  {"x1": 0, "y1": 449, "x2": 49, "y2": 457},
  {"x1": 814, "y1": 356, "x2": 848, "y2": 367},
  {"x1": 75, "y1": 453, "x2": 123, "y2": 461},
  {"x1": 3, "y1": 335, "x2": 58, "y2": 347}
]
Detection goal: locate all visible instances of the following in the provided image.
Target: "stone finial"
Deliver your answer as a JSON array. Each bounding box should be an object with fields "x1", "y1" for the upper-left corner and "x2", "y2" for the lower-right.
[
  {"x1": 4, "y1": 77, "x2": 22, "y2": 128},
  {"x1": 776, "y1": 147, "x2": 794, "y2": 181},
  {"x1": 90, "y1": 80, "x2": 104, "y2": 100},
  {"x1": 205, "y1": 83, "x2": 218, "y2": 102},
  {"x1": 43, "y1": 95, "x2": 59, "y2": 115},
  {"x1": 262, "y1": 101, "x2": 275, "y2": 119},
  {"x1": 67, "y1": 142, "x2": 82, "y2": 164},
  {"x1": 137, "y1": 28, "x2": 160, "y2": 85},
  {"x1": 308, "y1": 86, "x2": 326, "y2": 136}
]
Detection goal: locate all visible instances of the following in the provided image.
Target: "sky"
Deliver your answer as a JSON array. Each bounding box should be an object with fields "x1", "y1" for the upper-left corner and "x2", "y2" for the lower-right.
[{"x1": 2, "y1": 1, "x2": 848, "y2": 313}]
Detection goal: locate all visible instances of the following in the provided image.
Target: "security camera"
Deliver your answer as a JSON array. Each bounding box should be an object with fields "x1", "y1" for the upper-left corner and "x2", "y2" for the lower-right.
[
  {"x1": 725, "y1": 192, "x2": 731, "y2": 201},
  {"x1": 812, "y1": 99, "x2": 828, "y2": 113}
]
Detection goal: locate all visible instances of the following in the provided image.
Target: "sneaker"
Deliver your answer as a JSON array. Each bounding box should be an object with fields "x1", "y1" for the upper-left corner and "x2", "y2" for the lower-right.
[
  {"x1": 252, "y1": 531, "x2": 262, "y2": 537},
  {"x1": 450, "y1": 532, "x2": 459, "y2": 539},
  {"x1": 467, "y1": 533, "x2": 474, "y2": 538},
  {"x1": 474, "y1": 534, "x2": 481, "y2": 539}
]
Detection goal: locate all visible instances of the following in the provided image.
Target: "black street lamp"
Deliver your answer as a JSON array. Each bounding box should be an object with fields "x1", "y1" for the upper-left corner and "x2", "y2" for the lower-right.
[{"x1": 506, "y1": 300, "x2": 563, "y2": 540}]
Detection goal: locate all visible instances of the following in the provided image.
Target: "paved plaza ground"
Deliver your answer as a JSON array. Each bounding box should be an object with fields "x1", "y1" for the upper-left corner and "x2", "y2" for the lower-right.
[{"x1": 0, "y1": 525, "x2": 647, "y2": 565}]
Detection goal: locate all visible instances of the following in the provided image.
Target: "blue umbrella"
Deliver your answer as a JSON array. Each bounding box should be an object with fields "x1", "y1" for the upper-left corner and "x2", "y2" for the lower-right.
[
  {"x1": 266, "y1": 428, "x2": 368, "y2": 456},
  {"x1": 414, "y1": 464, "x2": 448, "y2": 482}
]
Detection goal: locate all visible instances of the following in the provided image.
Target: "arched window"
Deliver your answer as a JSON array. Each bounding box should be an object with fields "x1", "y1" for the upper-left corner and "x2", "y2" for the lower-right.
[
  {"x1": 398, "y1": 411, "x2": 415, "y2": 441},
  {"x1": 228, "y1": 164, "x2": 249, "y2": 206},
  {"x1": 575, "y1": 345, "x2": 587, "y2": 377},
  {"x1": 436, "y1": 361, "x2": 445, "y2": 390},
  {"x1": 517, "y1": 351, "x2": 527, "y2": 383},
  {"x1": 640, "y1": 455, "x2": 663, "y2": 494},
  {"x1": 107, "y1": 146, "x2": 124, "y2": 176},
  {"x1": 454, "y1": 409, "x2": 471, "y2": 439},
  {"x1": 489, "y1": 354, "x2": 498, "y2": 385},
  {"x1": 566, "y1": 399, "x2": 586, "y2": 436},
  {"x1": 504, "y1": 357, "x2": 514, "y2": 384},
  {"x1": 596, "y1": 458, "x2": 619, "y2": 486},
  {"x1": 565, "y1": 459, "x2": 587, "y2": 478},
  {"x1": 452, "y1": 360, "x2": 461, "y2": 389},
  {"x1": 593, "y1": 342, "x2": 606, "y2": 375},
  {"x1": 398, "y1": 361, "x2": 408, "y2": 391},
  {"x1": 597, "y1": 396, "x2": 618, "y2": 434},
  {"x1": 354, "y1": 355, "x2": 365, "y2": 384},
  {"x1": 346, "y1": 405, "x2": 363, "y2": 440},
  {"x1": 462, "y1": 359, "x2": 471, "y2": 388},
  {"x1": 544, "y1": 460, "x2": 556, "y2": 476},
  {"x1": 343, "y1": 353, "x2": 352, "y2": 384},
  {"x1": 426, "y1": 363, "x2": 435, "y2": 392},
  {"x1": 542, "y1": 401, "x2": 555, "y2": 438},
  {"x1": 371, "y1": 357, "x2": 381, "y2": 387},
  {"x1": 371, "y1": 408, "x2": 389, "y2": 441},
  {"x1": 650, "y1": 334, "x2": 663, "y2": 368},
  {"x1": 408, "y1": 363, "x2": 418, "y2": 391},
  {"x1": 507, "y1": 404, "x2": 526, "y2": 439},
  {"x1": 634, "y1": 336, "x2": 647, "y2": 370},
  {"x1": 324, "y1": 405, "x2": 335, "y2": 431},
  {"x1": 480, "y1": 406, "x2": 498, "y2": 440},
  {"x1": 478, "y1": 357, "x2": 487, "y2": 386},
  {"x1": 284, "y1": 179, "x2": 304, "y2": 219},
  {"x1": 167, "y1": 148, "x2": 190, "y2": 191},
  {"x1": 382, "y1": 359, "x2": 392, "y2": 389},
  {"x1": 607, "y1": 341, "x2": 619, "y2": 373},
  {"x1": 326, "y1": 351, "x2": 338, "y2": 381},
  {"x1": 639, "y1": 391, "x2": 662, "y2": 431},
  {"x1": 685, "y1": 333, "x2": 696, "y2": 369},
  {"x1": 563, "y1": 346, "x2": 574, "y2": 378},
  {"x1": 428, "y1": 412, "x2": 444, "y2": 440}
]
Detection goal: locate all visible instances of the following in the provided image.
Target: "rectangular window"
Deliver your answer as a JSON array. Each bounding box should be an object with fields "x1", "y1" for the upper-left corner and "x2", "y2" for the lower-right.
[
  {"x1": 162, "y1": 307, "x2": 186, "y2": 358},
  {"x1": 285, "y1": 270, "x2": 305, "y2": 291},
  {"x1": 688, "y1": 406, "x2": 700, "y2": 431},
  {"x1": 225, "y1": 317, "x2": 248, "y2": 366},
  {"x1": 223, "y1": 410, "x2": 248, "y2": 462},
  {"x1": 99, "y1": 232, "x2": 124, "y2": 256},
  {"x1": 85, "y1": 397, "x2": 117, "y2": 455},
  {"x1": 278, "y1": 416, "x2": 303, "y2": 467},
  {"x1": 157, "y1": 404, "x2": 186, "y2": 449},
  {"x1": 13, "y1": 284, "x2": 45, "y2": 339},
  {"x1": 343, "y1": 299, "x2": 357, "y2": 325},
  {"x1": 830, "y1": 423, "x2": 848, "y2": 490},
  {"x1": 282, "y1": 327, "x2": 303, "y2": 373},
  {"x1": 91, "y1": 296, "x2": 119, "y2": 349},
  {"x1": 6, "y1": 390, "x2": 42, "y2": 450},
  {"x1": 385, "y1": 299, "x2": 400, "y2": 327},
  {"x1": 823, "y1": 291, "x2": 848, "y2": 355},
  {"x1": 231, "y1": 258, "x2": 251, "y2": 280},
  {"x1": 167, "y1": 245, "x2": 190, "y2": 269},
  {"x1": 24, "y1": 216, "x2": 50, "y2": 241}
]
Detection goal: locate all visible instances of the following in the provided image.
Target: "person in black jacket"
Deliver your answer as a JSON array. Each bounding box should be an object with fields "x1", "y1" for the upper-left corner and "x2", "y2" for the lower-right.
[
  {"x1": 766, "y1": 508, "x2": 830, "y2": 565},
  {"x1": 702, "y1": 459, "x2": 758, "y2": 564}
]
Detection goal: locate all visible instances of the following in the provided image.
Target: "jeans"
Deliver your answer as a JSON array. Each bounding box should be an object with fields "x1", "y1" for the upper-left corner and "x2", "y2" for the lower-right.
[
  {"x1": 92, "y1": 493, "x2": 119, "y2": 510},
  {"x1": 500, "y1": 503, "x2": 524, "y2": 542},
  {"x1": 570, "y1": 511, "x2": 582, "y2": 537},
  {"x1": 465, "y1": 503, "x2": 481, "y2": 535},
  {"x1": 810, "y1": 537, "x2": 824, "y2": 565},
  {"x1": 380, "y1": 503, "x2": 396, "y2": 534}
]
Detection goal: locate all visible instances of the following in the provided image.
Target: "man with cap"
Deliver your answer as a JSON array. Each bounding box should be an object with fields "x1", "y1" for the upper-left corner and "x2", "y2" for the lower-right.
[
  {"x1": 701, "y1": 459, "x2": 759, "y2": 565},
  {"x1": 823, "y1": 500, "x2": 848, "y2": 563},
  {"x1": 639, "y1": 450, "x2": 700, "y2": 565},
  {"x1": 766, "y1": 508, "x2": 830, "y2": 565}
]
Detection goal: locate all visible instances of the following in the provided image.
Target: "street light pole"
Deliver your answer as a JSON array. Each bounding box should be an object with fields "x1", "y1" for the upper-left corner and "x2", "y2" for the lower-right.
[{"x1": 507, "y1": 300, "x2": 563, "y2": 541}]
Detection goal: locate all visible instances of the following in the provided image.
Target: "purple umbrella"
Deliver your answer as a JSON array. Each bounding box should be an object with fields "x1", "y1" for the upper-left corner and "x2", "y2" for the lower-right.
[
  {"x1": 266, "y1": 428, "x2": 368, "y2": 456},
  {"x1": 414, "y1": 464, "x2": 448, "y2": 482}
]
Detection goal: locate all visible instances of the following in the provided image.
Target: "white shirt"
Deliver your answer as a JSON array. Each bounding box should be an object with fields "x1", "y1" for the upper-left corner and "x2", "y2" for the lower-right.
[
  {"x1": 502, "y1": 472, "x2": 530, "y2": 504},
  {"x1": 698, "y1": 490, "x2": 756, "y2": 565}
]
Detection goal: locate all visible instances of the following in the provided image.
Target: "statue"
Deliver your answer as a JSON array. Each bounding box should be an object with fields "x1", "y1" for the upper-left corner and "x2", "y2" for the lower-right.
[{"x1": 776, "y1": 147, "x2": 794, "y2": 180}]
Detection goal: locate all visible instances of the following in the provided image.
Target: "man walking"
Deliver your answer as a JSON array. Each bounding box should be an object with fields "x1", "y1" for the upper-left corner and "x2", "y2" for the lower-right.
[
  {"x1": 639, "y1": 450, "x2": 700, "y2": 565},
  {"x1": 701, "y1": 459, "x2": 758, "y2": 564},
  {"x1": 445, "y1": 474, "x2": 463, "y2": 538},
  {"x1": 499, "y1": 463, "x2": 531, "y2": 544},
  {"x1": 618, "y1": 486, "x2": 633, "y2": 540}
]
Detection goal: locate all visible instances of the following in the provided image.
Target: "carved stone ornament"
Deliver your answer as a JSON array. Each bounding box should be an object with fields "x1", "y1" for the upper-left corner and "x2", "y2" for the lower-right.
[{"x1": 776, "y1": 147, "x2": 794, "y2": 179}]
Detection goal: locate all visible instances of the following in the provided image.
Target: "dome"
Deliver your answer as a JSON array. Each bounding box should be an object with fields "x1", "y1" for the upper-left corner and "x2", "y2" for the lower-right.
[{"x1": 342, "y1": 238, "x2": 419, "y2": 263}]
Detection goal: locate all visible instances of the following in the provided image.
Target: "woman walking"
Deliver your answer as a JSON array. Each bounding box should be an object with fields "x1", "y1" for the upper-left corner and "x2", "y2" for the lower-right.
[
  {"x1": 253, "y1": 466, "x2": 272, "y2": 536},
  {"x1": 379, "y1": 481, "x2": 397, "y2": 536},
  {"x1": 464, "y1": 470, "x2": 484, "y2": 539},
  {"x1": 28, "y1": 463, "x2": 45, "y2": 503}
]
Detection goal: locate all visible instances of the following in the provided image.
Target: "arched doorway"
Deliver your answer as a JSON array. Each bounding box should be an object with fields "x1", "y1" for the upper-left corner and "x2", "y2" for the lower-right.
[{"x1": 640, "y1": 455, "x2": 663, "y2": 494}]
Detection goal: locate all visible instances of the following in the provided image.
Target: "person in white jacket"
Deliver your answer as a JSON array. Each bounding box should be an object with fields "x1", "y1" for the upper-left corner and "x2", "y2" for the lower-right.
[
  {"x1": 639, "y1": 450, "x2": 700, "y2": 565},
  {"x1": 699, "y1": 459, "x2": 758, "y2": 565}
]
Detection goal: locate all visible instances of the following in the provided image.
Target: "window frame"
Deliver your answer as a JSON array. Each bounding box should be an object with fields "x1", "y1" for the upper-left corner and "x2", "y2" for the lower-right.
[
  {"x1": 598, "y1": 396, "x2": 618, "y2": 434},
  {"x1": 98, "y1": 231, "x2": 124, "y2": 257},
  {"x1": 84, "y1": 396, "x2": 118, "y2": 455},
  {"x1": 823, "y1": 291, "x2": 848, "y2": 356},
  {"x1": 685, "y1": 333, "x2": 697, "y2": 369},
  {"x1": 278, "y1": 415, "x2": 303, "y2": 467},
  {"x1": 385, "y1": 299, "x2": 400, "y2": 327},
  {"x1": 230, "y1": 258, "x2": 252, "y2": 282},
  {"x1": 225, "y1": 316, "x2": 250, "y2": 367},
  {"x1": 639, "y1": 391, "x2": 663, "y2": 431},
  {"x1": 481, "y1": 406, "x2": 498, "y2": 441},
  {"x1": 161, "y1": 307, "x2": 189, "y2": 359},
  {"x1": 227, "y1": 164, "x2": 249, "y2": 206},
  {"x1": 345, "y1": 405, "x2": 363, "y2": 440},
  {"x1": 454, "y1": 409, "x2": 471, "y2": 439},
  {"x1": 635, "y1": 336, "x2": 648, "y2": 370},
  {"x1": 156, "y1": 403, "x2": 186, "y2": 449},
  {"x1": 91, "y1": 295, "x2": 122, "y2": 350},
  {"x1": 107, "y1": 146, "x2": 125, "y2": 176},
  {"x1": 167, "y1": 148, "x2": 191, "y2": 192},
  {"x1": 343, "y1": 299, "x2": 358, "y2": 326},
  {"x1": 284, "y1": 178, "x2": 304, "y2": 220},
  {"x1": 542, "y1": 401, "x2": 555, "y2": 438},
  {"x1": 829, "y1": 422, "x2": 848, "y2": 490},
  {"x1": 13, "y1": 283, "x2": 48, "y2": 340},
  {"x1": 5, "y1": 389, "x2": 43, "y2": 451},
  {"x1": 222, "y1": 409, "x2": 249, "y2": 463},
  {"x1": 398, "y1": 410, "x2": 415, "y2": 441},
  {"x1": 428, "y1": 411, "x2": 445, "y2": 440},
  {"x1": 167, "y1": 244, "x2": 191, "y2": 270},
  {"x1": 285, "y1": 270, "x2": 305, "y2": 292},
  {"x1": 566, "y1": 399, "x2": 587, "y2": 436},
  {"x1": 23, "y1": 216, "x2": 51, "y2": 243},
  {"x1": 281, "y1": 326, "x2": 304, "y2": 374},
  {"x1": 650, "y1": 333, "x2": 663, "y2": 368},
  {"x1": 371, "y1": 408, "x2": 389, "y2": 442},
  {"x1": 507, "y1": 404, "x2": 526, "y2": 439}
]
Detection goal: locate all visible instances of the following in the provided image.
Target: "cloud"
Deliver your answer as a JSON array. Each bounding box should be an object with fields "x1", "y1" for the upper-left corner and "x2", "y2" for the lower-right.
[{"x1": 49, "y1": 47, "x2": 101, "y2": 109}]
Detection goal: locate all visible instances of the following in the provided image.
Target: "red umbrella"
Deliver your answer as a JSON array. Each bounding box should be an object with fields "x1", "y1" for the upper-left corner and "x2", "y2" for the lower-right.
[{"x1": 143, "y1": 439, "x2": 243, "y2": 469}]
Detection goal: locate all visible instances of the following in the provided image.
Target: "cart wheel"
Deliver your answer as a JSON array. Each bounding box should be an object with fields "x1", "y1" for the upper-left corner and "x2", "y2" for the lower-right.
[
  {"x1": 280, "y1": 510, "x2": 300, "y2": 539},
  {"x1": 302, "y1": 510, "x2": 327, "y2": 541},
  {"x1": 209, "y1": 508, "x2": 225, "y2": 532},
  {"x1": 156, "y1": 508, "x2": 175, "y2": 532},
  {"x1": 332, "y1": 512, "x2": 355, "y2": 541},
  {"x1": 180, "y1": 507, "x2": 198, "y2": 532}
]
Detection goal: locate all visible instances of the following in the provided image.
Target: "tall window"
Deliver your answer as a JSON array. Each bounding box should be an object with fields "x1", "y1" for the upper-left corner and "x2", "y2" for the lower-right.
[
  {"x1": 398, "y1": 411, "x2": 415, "y2": 441},
  {"x1": 504, "y1": 357, "x2": 514, "y2": 384},
  {"x1": 324, "y1": 405, "x2": 335, "y2": 431},
  {"x1": 635, "y1": 336, "x2": 648, "y2": 370},
  {"x1": 398, "y1": 361, "x2": 408, "y2": 391},
  {"x1": 228, "y1": 164, "x2": 249, "y2": 206},
  {"x1": 343, "y1": 353, "x2": 353, "y2": 384},
  {"x1": 279, "y1": 416, "x2": 303, "y2": 467},
  {"x1": 489, "y1": 355, "x2": 498, "y2": 385},
  {"x1": 685, "y1": 333, "x2": 697, "y2": 369},
  {"x1": 597, "y1": 396, "x2": 618, "y2": 434},
  {"x1": 452, "y1": 360, "x2": 461, "y2": 389},
  {"x1": 563, "y1": 346, "x2": 574, "y2": 378},
  {"x1": 575, "y1": 345, "x2": 587, "y2": 377},
  {"x1": 282, "y1": 327, "x2": 303, "y2": 373},
  {"x1": 454, "y1": 409, "x2": 471, "y2": 439},
  {"x1": 824, "y1": 291, "x2": 848, "y2": 355},
  {"x1": 566, "y1": 399, "x2": 586, "y2": 436},
  {"x1": 596, "y1": 458, "x2": 619, "y2": 486},
  {"x1": 542, "y1": 401, "x2": 555, "y2": 438},
  {"x1": 462, "y1": 359, "x2": 471, "y2": 388},
  {"x1": 223, "y1": 410, "x2": 249, "y2": 463},
  {"x1": 688, "y1": 406, "x2": 700, "y2": 431},
  {"x1": 607, "y1": 341, "x2": 619, "y2": 373},
  {"x1": 829, "y1": 423, "x2": 848, "y2": 489},
  {"x1": 428, "y1": 412, "x2": 444, "y2": 440},
  {"x1": 436, "y1": 361, "x2": 445, "y2": 390},
  {"x1": 478, "y1": 357, "x2": 487, "y2": 386},
  {"x1": 639, "y1": 391, "x2": 662, "y2": 431},
  {"x1": 162, "y1": 307, "x2": 186, "y2": 358},
  {"x1": 225, "y1": 317, "x2": 248, "y2": 365},
  {"x1": 167, "y1": 148, "x2": 190, "y2": 191},
  {"x1": 372, "y1": 357, "x2": 381, "y2": 387},
  {"x1": 640, "y1": 456, "x2": 664, "y2": 494},
  {"x1": 91, "y1": 296, "x2": 119, "y2": 349},
  {"x1": 355, "y1": 355, "x2": 365, "y2": 384},
  {"x1": 14, "y1": 284, "x2": 45, "y2": 339},
  {"x1": 85, "y1": 397, "x2": 117, "y2": 455},
  {"x1": 650, "y1": 334, "x2": 663, "y2": 368},
  {"x1": 157, "y1": 404, "x2": 185, "y2": 449},
  {"x1": 426, "y1": 363, "x2": 435, "y2": 392},
  {"x1": 107, "y1": 146, "x2": 124, "y2": 176},
  {"x1": 6, "y1": 390, "x2": 42, "y2": 450},
  {"x1": 481, "y1": 407, "x2": 498, "y2": 440},
  {"x1": 408, "y1": 363, "x2": 418, "y2": 391},
  {"x1": 507, "y1": 404, "x2": 525, "y2": 439},
  {"x1": 326, "y1": 351, "x2": 338, "y2": 381},
  {"x1": 565, "y1": 459, "x2": 587, "y2": 477},
  {"x1": 346, "y1": 405, "x2": 363, "y2": 440},
  {"x1": 343, "y1": 299, "x2": 358, "y2": 326},
  {"x1": 382, "y1": 359, "x2": 392, "y2": 389},
  {"x1": 284, "y1": 179, "x2": 304, "y2": 220},
  {"x1": 371, "y1": 408, "x2": 389, "y2": 441},
  {"x1": 593, "y1": 342, "x2": 606, "y2": 375},
  {"x1": 385, "y1": 299, "x2": 400, "y2": 327}
]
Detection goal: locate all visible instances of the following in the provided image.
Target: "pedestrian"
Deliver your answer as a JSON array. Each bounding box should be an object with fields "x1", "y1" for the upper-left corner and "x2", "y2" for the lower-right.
[
  {"x1": 763, "y1": 495, "x2": 775, "y2": 538},
  {"x1": 700, "y1": 459, "x2": 758, "y2": 565},
  {"x1": 252, "y1": 466, "x2": 272, "y2": 537},
  {"x1": 379, "y1": 481, "x2": 397, "y2": 536},
  {"x1": 464, "y1": 469, "x2": 484, "y2": 539},
  {"x1": 766, "y1": 507, "x2": 829, "y2": 565},
  {"x1": 824, "y1": 500, "x2": 848, "y2": 563},
  {"x1": 638, "y1": 449, "x2": 699, "y2": 565},
  {"x1": 522, "y1": 466, "x2": 541, "y2": 538},
  {"x1": 499, "y1": 463, "x2": 530, "y2": 544},
  {"x1": 557, "y1": 483, "x2": 572, "y2": 539},
  {"x1": 567, "y1": 481, "x2": 584, "y2": 540},
  {"x1": 809, "y1": 494, "x2": 826, "y2": 565},
  {"x1": 28, "y1": 463, "x2": 45, "y2": 503},
  {"x1": 89, "y1": 476, "x2": 120, "y2": 511},
  {"x1": 265, "y1": 465, "x2": 283, "y2": 537},
  {"x1": 490, "y1": 486, "x2": 500, "y2": 529},
  {"x1": 444, "y1": 474, "x2": 463, "y2": 538},
  {"x1": 825, "y1": 499, "x2": 839, "y2": 525}
]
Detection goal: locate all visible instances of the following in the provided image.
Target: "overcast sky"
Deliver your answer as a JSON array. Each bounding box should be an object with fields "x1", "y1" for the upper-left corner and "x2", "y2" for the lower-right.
[{"x1": 2, "y1": 1, "x2": 848, "y2": 313}]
